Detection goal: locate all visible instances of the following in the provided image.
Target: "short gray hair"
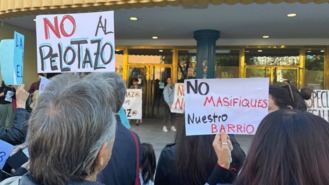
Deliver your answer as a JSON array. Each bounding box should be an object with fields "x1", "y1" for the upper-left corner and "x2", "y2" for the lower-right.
[
  {"x1": 27, "y1": 74, "x2": 116, "y2": 185},
  {"x1": 84, "y1": 73, "x2": 126, "y2": 112}
]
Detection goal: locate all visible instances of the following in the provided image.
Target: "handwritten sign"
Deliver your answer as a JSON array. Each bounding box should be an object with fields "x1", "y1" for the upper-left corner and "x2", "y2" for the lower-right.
[
  {"x1": 123, "y1": 89, "x2": 142, "y2": 120},
  {"x1": 171, "y1": 83, "x2": 185, "y2": 113},
  {"x1": 0, "y1": 32, "x2": 25, "y2": 85},
  {"x1": 0, "y1": 140, "x2": 14, "y2": 169},
  {"x1": 36, "y1": 11, "x2": 115, "y2": 73},
  {"x1": 184, "y1": 78, "x2": 269, "y2": 136},
  {"x1": 307, "y1": 90, "x2": 329, "y2": 122}
]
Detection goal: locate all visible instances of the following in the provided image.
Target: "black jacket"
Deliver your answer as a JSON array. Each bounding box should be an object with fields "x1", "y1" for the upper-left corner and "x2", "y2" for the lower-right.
[
  {"x1": 97, "y1": 116, "x2": 140, "y2": 185},
  {"x1": 0, "y1": 108, "x2": 29, "y2": 145},
  {"x1": 155, "y1": 135, "x2": 245, "y2": 185}
]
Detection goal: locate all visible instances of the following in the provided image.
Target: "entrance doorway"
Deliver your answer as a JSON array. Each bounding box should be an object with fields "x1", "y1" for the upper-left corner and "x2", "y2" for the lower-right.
[
  {"x1": 246, "y1": 66, "x2": 299, "y2": 86},
  {"x1": 128, "y1": 64, "x2": 172, "y2": 118},
  {"x1": 244, "y1": 48, "x2": 301, "y2": 87}
]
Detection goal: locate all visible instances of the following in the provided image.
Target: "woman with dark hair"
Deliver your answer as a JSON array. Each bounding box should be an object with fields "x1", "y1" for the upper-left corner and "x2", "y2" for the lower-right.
[
  {"x1": 269, "y1": 82, "x2": 312, "y2": 112},
  {"x1": 210, "y1": 110, "x2": 329, "y2": 185},
  {"x1": 155, "y1": 116, "x2": 246, "y2": 185},
  {"x1": 140, "y1": 143, "x2": 156, "y2": 185}
]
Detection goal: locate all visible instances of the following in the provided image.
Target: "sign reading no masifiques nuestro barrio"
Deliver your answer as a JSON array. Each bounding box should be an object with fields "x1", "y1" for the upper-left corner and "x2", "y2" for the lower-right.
[{"x1": 184, "y1": 78, "x2": 269, "y2": 136}]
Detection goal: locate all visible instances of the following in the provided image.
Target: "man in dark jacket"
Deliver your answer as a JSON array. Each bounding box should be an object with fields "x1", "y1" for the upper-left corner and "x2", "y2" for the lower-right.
[
  {"x1": 0, "y1": 85, "x2": 29, "y2": 145},
  {"x1": 86, "y1": 73, "x2": 141, "y2": 185}
]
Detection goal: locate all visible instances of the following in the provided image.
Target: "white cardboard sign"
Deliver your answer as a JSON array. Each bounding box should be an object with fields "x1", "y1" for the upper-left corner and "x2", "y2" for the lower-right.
[
  {"x1": 307, "y1": 90, "x2": 329, "y2": 122},
  {"x1": 123, "y1": 89, "x2": 142, "y2": 120},
  {"x1": 184, "y1": 78, "x2": 269, "y2": 136},
  {"x1": 36, "y1": 11, "x2": 115, "y2": 73},
  {"x1": 171, "y1": 83, "x2": 185, "y2": 113}
]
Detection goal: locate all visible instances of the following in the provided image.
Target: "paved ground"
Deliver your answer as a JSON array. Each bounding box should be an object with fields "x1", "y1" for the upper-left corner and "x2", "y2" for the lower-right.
[{"x1": 131, "y1": 119, "x2": 254, "y2": 159}]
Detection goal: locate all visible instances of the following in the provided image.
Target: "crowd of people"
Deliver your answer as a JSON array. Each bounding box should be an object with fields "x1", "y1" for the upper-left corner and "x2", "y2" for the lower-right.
[{"x1": 0, "y1": 73, "x2": 328, "y2": 185}]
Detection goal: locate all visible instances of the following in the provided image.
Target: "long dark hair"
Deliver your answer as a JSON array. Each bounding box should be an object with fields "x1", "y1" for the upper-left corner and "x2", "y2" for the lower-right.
[
  {"x1": 235, "y1": 110, "x2": 329, "y2": 185},
  {"x1": 140, "y1": 143, "x2": 156, "y2": 184},
  {"x1": 176, "y1": 116, "x2": 246, "y2": 185},
  {"x1": 176, "y1": 125, "x2": 217, "y2": 185}
]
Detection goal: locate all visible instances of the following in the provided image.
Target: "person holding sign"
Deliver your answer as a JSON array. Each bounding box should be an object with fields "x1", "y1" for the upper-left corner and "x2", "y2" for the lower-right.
[
  {"x1": 0, "y1": 85, "x2": 29, "y2": 145},
  {"x1": 0, "y1": 74, "x2": 116, "y2": 185},
  {"x1": 85, "y1": 73, "x2": 141, "y2": 185},
  {"x1": 162, "y1": 77, "x2": 176, "y2": 133},
  {"x1": 155, "y1": 121, "x2": 245, "y2": 185},
  {"x1": 208, "y1": 110, "x2": 329, "y2": 185}
]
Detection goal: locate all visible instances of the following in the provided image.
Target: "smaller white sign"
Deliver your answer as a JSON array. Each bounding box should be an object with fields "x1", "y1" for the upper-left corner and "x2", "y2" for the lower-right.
[
  {"x1": 306, "y1": 89, "x2": 329, "y2": 122},
  {"x1": 123, "y1": 89, "x2": 142, "y2": 120},
  {"x1": 171, "y1": 83, "x2": 185, "y2": 114},
  {"x1": 4, "y1": 91, "x2": 14, "y2": 103}
]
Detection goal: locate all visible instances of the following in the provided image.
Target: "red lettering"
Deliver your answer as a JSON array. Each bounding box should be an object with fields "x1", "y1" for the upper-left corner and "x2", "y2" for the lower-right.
[
  {"x1": 174, "y1": 98, "x2": 184, "y2": 110},
  {"x1": 233, "y1": 98, "x2": 239, "y2": 106},
  {"x1": 242, "y1": 99, "x2": 249, "y2": 107},
  {"x1": 220, "y1": 124, "x2": 226, "y2": 132},
  {"x1": 263, "y1": 99, "x2": 268, "y2": 108},
  {"x1": 211, "y1": 124, "x2": 218, "y2": 133},
  {"x1": 60, "y1": 15, "x2": 76, "y2": 37},
  {"x1": 43, "y1": 15, "x2": 76, "y2": 40},
  {"x1": 204, "y1": 96, "x2": 215, "y2": 106},
  {"x1": 44, "y1": 17, "x2": 61, "y2": 40},
  {"x1": 227, "y1": 124, "x2": 235, "y2": 133},
  {"x1": 177, "y1": 85, "x2": 184, "y2": 96},
  {"x1": 223, "y1": 97, "x2": 230, "y2": 107},
  {"x1": 246, "y1": 125, "x2": 255, "y2": 134},
  {"x1": 237, "y1": 124, "x2": 243, "y2": 133},
  {"x1": 250, "y1": 99, "x2": 257, "y2": 108},
  {"x1": 216, "y1": 97, "x2": 223, "y2": 107}
]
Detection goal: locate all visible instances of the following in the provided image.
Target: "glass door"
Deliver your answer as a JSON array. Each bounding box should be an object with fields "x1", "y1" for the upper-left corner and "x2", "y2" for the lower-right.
[{"x1": 244, "y1": 48, "x2": 301, "y2": 87}]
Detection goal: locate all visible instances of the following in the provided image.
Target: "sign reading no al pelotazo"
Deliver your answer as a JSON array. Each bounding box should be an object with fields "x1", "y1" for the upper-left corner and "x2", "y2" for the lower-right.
[
  {"x1": 36, "y1": 11, "x2": 115, "y2": 73},
  {"x1": 184, "y1": 78, "x2": 269, "y2": 136}
]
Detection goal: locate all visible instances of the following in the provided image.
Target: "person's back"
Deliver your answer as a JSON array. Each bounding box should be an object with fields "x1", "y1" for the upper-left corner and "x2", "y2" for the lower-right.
[
  {"x1": 154, "y1": 144, "x2": 180, "y2": 185},
  {"x1": 155, "y1": 120, "x2": 245, "y2": 185},
  {"x1": 140, "y1": 143, "x2": 156, "y2": 185},
  {"x1": 97, "y1": 117, "x2": 139, "y2": 185},
  {"x1": 84, "y1": 73, "x2": 140, "y2": 185}
]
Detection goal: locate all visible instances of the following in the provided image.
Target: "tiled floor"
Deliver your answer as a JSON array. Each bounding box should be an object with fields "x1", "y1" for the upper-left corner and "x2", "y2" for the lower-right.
[{"x1": 130, "y1": 119, "x2": 254, "y2": 159}]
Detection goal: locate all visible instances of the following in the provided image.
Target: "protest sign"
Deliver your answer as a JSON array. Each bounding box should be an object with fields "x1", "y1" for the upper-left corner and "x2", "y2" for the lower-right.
[
  {"x1": 123, "y1": 89, "x2": 142, "y2": 120},
  {"x1": 0, "y1": 32, "x2": 25, "y2": 85},
  {"x1": 184, "y1": 78, "x2": 269, "y2": 136},
  {"x1": 171, "y1": 83, "x2": 185, "y2": 113},
  {"x1": 306, "y1": 90, "x2": 329, "y2": 122},
  {"x1": 36, "y1": 11, "x2": 115, "y2": 73},
  {"x1": 39, "y1": 76, "x2": 50, "y2": 93},
  {"x1": 0, "y1": 140, "x2": 14, "y2": 169}
]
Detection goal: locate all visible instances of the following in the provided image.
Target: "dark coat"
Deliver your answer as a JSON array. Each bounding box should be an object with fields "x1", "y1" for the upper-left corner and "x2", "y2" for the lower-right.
[
  {"x1": 97, "y1": 116, "x2": 140, "y2": 185},
  {"x1": 154, "y1": 135, "x2": 245, "y2": 185},
  {"x1": 0, "y1": 108, "x2": 29, "y2": 145}
]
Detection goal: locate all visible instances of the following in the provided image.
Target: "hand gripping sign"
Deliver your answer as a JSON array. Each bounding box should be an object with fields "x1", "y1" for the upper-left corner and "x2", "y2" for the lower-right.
[{"x1": 184, "y1": 78, "x2": 269, "y2": 136}]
